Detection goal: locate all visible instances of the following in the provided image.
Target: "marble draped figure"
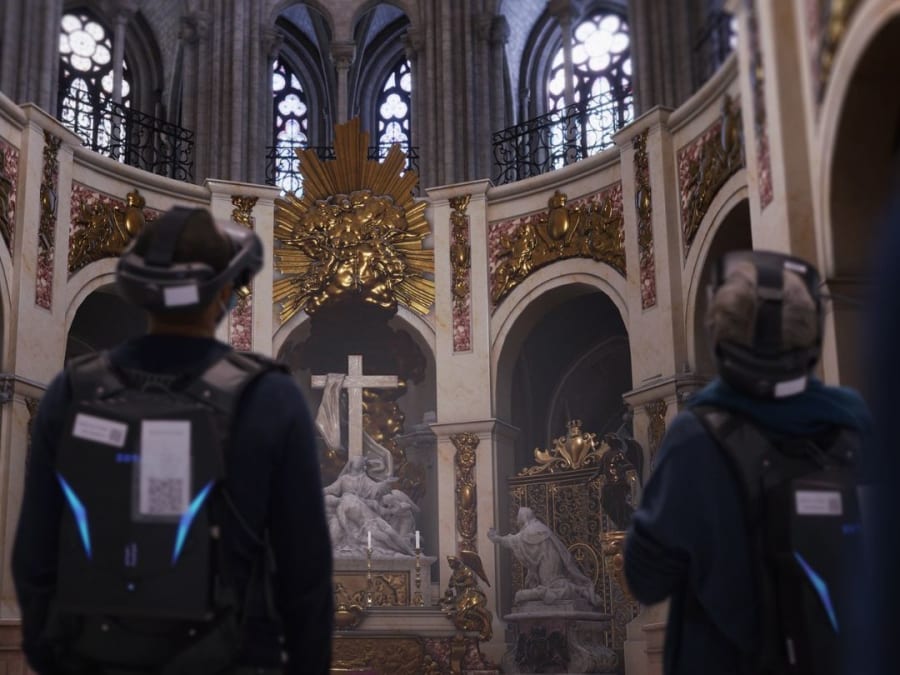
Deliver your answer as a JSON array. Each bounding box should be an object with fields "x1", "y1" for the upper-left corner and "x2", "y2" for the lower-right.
[{"x1": 489, "y1": 507, "x2": 602, "y2": 609}]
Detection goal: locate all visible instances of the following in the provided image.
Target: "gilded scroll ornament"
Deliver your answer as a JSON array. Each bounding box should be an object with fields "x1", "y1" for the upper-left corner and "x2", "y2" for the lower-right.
[
  {"x1": 678, "y1": 95, "x2": 744, "y2": 253},
  {"x1": 440, "y1": 551, "x2": 493, "y2": 640},
  {"x1": 600, "y1": 530, "x2": 631, "y2": 601},
  {"x1": 814, "y1": 0, "x2": 861, "y2": 103},
  {"x1": 521, "y1": 419, "x2": 606, "y2": 475},
  {"x1": 491, "y1": 186, "x2": 625, "y2": 306},
  {"x1": 645, "y1": 399, "x2": 668, "y2": 466},
  {"x1": 451, "y1": 432, "x2": 479, "y2": 552},
  {"x1": 449, "y1": 194, "x2": 471, "y2": 303},
  {"x1": 231, "y1": 195, "x2": 257, "y2": 228},
  {"x1": 68, "y1": 188, "x2": 147, "y2": 275},
  {"x1": 634, "y1": 130, "x2": 657, "y2": 309},
  {"x1": 273, "y1": 118, "x2": 434, "y2": 321},
  {"x1": 0, "y1": 140, "x2": 16, "y2": 250},
  {"x1": 334, "y1": 572, "x2": 409, "y2": 607},
  {"x1": 39, "y1": 132, "x2": 62, "y2": 252}
]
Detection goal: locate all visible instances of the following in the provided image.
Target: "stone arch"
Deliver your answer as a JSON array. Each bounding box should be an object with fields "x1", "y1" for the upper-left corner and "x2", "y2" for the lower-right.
[
  {"x1": 268, "y1": 0, "x2": 335, "y2": 36},
  {"x1": 682, "y1": 178, "x2": 751, "y2": 376},
  {"x1": 65, "y1": 277, "x2": 146, "y2": 361},
  {"x1": 817, "y1": 4, "x2": 900, "y2": 387},
  {"x1": 0, "y1": 249, "x2": 11, "y2": 370}
]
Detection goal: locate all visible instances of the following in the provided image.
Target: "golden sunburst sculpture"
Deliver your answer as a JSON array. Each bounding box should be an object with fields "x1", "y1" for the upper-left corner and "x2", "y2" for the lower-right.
[{"x1": 273, "y1": 118, "x2": 434, "y2": 322}]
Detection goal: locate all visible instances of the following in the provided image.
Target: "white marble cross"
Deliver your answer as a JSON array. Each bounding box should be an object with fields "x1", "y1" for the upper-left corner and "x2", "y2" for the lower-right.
[{"x1": 311, "y1": 354, "x2": 399, "y2": 460}]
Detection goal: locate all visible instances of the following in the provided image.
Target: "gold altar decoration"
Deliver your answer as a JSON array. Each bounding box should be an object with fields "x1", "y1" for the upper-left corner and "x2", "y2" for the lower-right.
[
  {"x1": 450, "y1": 194, "x2": 471, "y2": 306},
  {"x1": 451, "y1": 432, "x2": 480, "y2": 551},
  {"x1": 440, "y1": 551, "x2": 493, "y2": 640},
  {"x1": 522, "y1": 419, "x2": 606, "y2": 475},
  {"x1": 509, "y1": 421, "x2": 641, "y2": 654},
  {"x1": 333, "y1": 602, "x2": 366, "y2": 630},
  {"x1": 68, "y1": 188, "x2": 146, "y2": 275},
  {"x1": 231, "y1": 195, "x2": 257, "y2": 228},
  {"x1": 679, "y1": 95, "x2": 744, "y2": 253},
  {"x1": 600, "y1": 530, "x2": 632, "y2": 602},
  {"x1": 273, "y1": 118, "x2": 434, "y2": 322},
  {"x1": 334, "y1": 572, "x2": 410, "y2": 608},
  {"x1": 332, "y1": 636, "x2": 428, "y2": 675},
  {"x1": 491, "y1": 187, "x2": 625, "y2": 305}
]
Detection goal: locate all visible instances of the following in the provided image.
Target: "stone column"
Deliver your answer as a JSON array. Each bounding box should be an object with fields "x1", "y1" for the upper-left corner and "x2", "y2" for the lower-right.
[
  {"x1": 548, "y1": 0, "x2": 576, "y2": 108},
  {"x1": 487, "y1": 16, "x2": 511, "y2": 183},
  {"x1": 0, "y1": 0, "x2": 63, "y2": 113},
  {"x1": 331, "y1": 42, "x2": 356, "y2": 126},
  {"x1": 110, "y1": 6, "x2": 137, "y2": 105},
  {"x1": 404, "y1": 28, "x2": 426, "y2": 184}
]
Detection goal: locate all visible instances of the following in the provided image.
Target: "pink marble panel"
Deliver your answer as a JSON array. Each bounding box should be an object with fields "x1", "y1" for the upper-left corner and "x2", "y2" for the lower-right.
[
  {"x1": 452, "y1": 294, "x2": 472, "y2": 352},
  {"x1": 229, "y1": 291, "x2": 253, "y2": 351}
]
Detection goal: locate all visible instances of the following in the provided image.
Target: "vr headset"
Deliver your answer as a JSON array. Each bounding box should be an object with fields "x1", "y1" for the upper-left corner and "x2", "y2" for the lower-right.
[
  {"x1": 710, "y1": 250, "x2": 824, "y2": 399},
  {"x1": 116, "y1": 207, "x2": 262, "y2": 313}
]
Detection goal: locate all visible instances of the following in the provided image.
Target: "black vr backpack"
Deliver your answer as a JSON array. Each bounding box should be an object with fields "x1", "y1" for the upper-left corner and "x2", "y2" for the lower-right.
[
  {"x1": 693, "y1": 406, "x2": 862, "y2": 675},
  {"x1": 50, "y1": 349, "x2": 283, "y2": 674}
]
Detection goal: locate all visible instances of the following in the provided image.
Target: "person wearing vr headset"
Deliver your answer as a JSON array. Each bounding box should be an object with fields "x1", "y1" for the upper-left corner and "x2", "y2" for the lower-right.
[
  {"x1": 624, "y1": 250, "x2": 872, "y2": 675},
  {"x1": 12, "y1": 207, "x2": 333, "y2": 674}
]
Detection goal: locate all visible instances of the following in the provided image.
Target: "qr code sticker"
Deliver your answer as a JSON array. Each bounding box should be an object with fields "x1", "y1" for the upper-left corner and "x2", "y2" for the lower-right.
[{"x1": 146, "y1": 478, "x2": 185, "y2": 515}]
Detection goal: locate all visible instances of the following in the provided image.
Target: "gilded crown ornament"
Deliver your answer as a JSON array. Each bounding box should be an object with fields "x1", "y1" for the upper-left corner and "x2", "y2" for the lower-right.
[
  {"x1": 273, "y1": 119, "x2": 434, "y2": 322},
  {"x1": 522, "y1": 419, "x2": 605, "y2": 475}
]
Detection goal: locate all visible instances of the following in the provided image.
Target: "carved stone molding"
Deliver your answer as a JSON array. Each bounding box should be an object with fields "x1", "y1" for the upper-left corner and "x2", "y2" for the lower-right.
[
  {"x1": 36, "y1": 132, "x2": 61, "y2": 309},
  {"x1": 449, "y1": 194, "x2": 472, "y2": 352},
  {"x1": 332, "y1": 636, "x2": 426, "y2": 675},
  {"x1": 489, "y1": 183, "x2": 625, "y2": 308},
  {"x1": 633, "y1": 130, "x2": 657, "y2": 309},
  {"x1": 68, "y1": 185, "x2": 156, "y2": 276},
  {"x1": 451, "y1": 432, "x2": 479, "y2": 552},
  {"x1": 677, "y1": 95, "x2": 744, "y2": 255},
  {"x1": 0, "y1": 374, "x2": 13, "y2": 404}
]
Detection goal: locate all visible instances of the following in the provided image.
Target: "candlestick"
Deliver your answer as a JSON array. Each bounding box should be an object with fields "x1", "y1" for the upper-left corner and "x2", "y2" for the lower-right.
[
  {"x1": 415, "y1": 530, "x2": 420, "y2": 549},
  {"x1": 367, "y1": 530, "x2": 372, "y2": 550},
  {"x1": 365, "y1": 545, "x2": 373, "y2": 607},
  {"x1": 412, "y1": 545, "x2": 424, "y2": 607}
]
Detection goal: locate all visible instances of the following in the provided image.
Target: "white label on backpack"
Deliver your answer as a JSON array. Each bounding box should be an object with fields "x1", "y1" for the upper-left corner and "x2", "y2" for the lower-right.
[
  {"x1": 795, "y1": 490, "x2": 843, "y2": 516},
  {"x1": 163, "y1": 284, "x2": 199, "y2": 307},
  {"x1": 72, "y1": 413, "x2": 128, "y2": 448},
  {"x1": 138, "y1": 420, "x2": 192, "y2": 516}
]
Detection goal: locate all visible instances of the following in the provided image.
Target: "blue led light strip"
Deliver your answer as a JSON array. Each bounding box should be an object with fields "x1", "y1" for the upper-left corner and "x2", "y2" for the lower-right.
[
  {"x1": 794, "y1": 551, "x2": 839, "y2": 632},
  {"x1": 172, "y1": 481, "x2": 214, "y2": 564},
  {"x1": 57, "y1": 474, "x2": 91, "y2": 559}
]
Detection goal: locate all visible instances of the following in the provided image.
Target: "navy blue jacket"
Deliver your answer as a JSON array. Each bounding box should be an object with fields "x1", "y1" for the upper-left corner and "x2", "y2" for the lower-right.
[
  {"x1": 12, "y1": 335, "x2": 333, "y2": 674},
  {"x1": 624, "y1": 378, "x2": 871, "y2": 675}
]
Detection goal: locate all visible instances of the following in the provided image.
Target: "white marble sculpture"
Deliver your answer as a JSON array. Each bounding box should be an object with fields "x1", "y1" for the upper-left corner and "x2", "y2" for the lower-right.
[
  {"x1": 324, "y1": 456, "x2": 417, "y2": 558},
  {"x1": 489, "y1": 506, "x2": 602, "y2": 609}
]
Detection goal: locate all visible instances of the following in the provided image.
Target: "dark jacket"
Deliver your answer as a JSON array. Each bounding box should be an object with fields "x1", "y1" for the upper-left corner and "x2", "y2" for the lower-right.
[
  {"x1": 624, "y1": 377, "x2": 871, "y2": 675},
  {"x1": 12, "y1": 335, "x2": 334, "y2": 675}
]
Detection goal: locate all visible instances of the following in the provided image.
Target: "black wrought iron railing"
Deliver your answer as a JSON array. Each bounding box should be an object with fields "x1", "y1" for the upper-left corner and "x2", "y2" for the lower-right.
[
  {"x1": 692, "y1": 10, "x2": 737, "y2": 88},
  {"x1": 58, "y1": 86, "x2": 194, "y2": 181},
  {"x1": 492, "y1": 92, "x2": 632, "y2": 185},
  {"x1": 266, "y1": 141, "x2": 420, "y2": 195}
]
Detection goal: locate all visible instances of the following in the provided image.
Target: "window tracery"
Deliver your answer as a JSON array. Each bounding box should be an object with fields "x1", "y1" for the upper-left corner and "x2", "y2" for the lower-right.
[
  {"x1": 272, "y1": 56, "x2": 310, "y2": 194},
  {"x1": 375, "y1": 57, "x2": 412, "y2": 160}
]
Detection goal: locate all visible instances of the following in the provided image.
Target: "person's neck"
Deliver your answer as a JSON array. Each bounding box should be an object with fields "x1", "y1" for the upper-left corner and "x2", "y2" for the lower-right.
[{"x1": 147, "y1": 320, "x2": 215, "y2": 339}]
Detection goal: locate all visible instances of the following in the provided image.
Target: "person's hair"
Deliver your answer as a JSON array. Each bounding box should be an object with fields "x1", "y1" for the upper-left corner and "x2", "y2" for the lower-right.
[
  {"x1": 706, "y1": 259, "x2": 819, "y2": 352},
  {"x1": 129, "y1": 208, "x2": 233, "y2": 322}
]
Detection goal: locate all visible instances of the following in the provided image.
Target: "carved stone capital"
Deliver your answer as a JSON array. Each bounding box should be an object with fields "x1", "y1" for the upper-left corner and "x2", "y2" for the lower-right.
[
  {"x1": 262, "y1": 27, "x2": 283, "y2": 61},
  {"x1": 331, "y1": 41, "x2": 356, "y2": 71},
  {"x1": 491, "y1": 15, "x2": 511, "y2": 46},
  {"x1": 547, "y1": 0, "x2": 574, "y2": 24},
  {"x1": 404, "y1": 28, "x2": 425, "y2": 58},
  {"x1": 180, "y1": 12, "x2": 210, "y2": 44}
]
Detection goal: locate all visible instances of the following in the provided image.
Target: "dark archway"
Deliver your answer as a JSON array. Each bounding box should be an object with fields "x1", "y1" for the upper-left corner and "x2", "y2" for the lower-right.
[{"x1": 65, "y1": 285, "x2": 146, "y2": 362}]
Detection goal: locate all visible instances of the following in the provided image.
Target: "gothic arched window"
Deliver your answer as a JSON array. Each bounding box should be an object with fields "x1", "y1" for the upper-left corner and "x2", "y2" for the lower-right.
[
  {"x1": 375, "y1": 57, "x2": 412, "y2": 158},
  {"x1": 546, "y1": 10, "x2": 633, "y2": 160},
  {"x1": 272, "y1": 56, "x2": 310, "y2": 194},
  {"x1": 58, "y1": 10, "x2": 131, "y2": 154}
]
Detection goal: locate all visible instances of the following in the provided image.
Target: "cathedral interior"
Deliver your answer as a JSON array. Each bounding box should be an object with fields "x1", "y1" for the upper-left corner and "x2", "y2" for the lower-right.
[{"x1": 0, "y1": 0, "x2": 892, "y2": 673}]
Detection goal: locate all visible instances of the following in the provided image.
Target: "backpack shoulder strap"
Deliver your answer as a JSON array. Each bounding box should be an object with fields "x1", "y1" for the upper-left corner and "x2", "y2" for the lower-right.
[
  {"x1": 65, "y1": 351, "x2": 128, "y2": 401},
  {"x1": 183, "y1": 351, "x2": 288, "y2": 419}
]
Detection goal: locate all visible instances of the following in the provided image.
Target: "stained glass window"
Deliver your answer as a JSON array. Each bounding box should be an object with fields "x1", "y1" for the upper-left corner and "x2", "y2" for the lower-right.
[
  {"x1": 546, "y1": 11, "x2": 633, "y2": 163},
  {"x1": 375, "y1": 57, "x2": 412, "y2": 158},
  {"x1": 58, "y1": 11, "x2": 131, "y2": 153},
  {"x1": 272, "y1": 57, "x2": 309, "y2": 194}
]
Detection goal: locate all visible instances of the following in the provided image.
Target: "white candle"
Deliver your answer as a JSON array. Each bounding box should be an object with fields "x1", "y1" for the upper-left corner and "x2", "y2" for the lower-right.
[
  {"x1": 415, "y1": 530, "x2": 420, "y2": 549},
  {"x1": 368, "y1": 530, "x2": 372, "y2": 550}
]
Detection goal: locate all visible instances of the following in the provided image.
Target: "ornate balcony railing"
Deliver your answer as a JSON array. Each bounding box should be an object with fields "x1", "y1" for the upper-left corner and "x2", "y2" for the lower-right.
[
  {"x1": 692, "y1": 10, "x2": 737, "y2": 87},
  {"x1": 58, "y1": 87, "x2": 194, "y2": 181},
  {"x1": 266, "y1": 141, "x2": 420, "y2": 195},
  {"x1": 492, "y1": 92, "x2": 633, "y2": 185}
]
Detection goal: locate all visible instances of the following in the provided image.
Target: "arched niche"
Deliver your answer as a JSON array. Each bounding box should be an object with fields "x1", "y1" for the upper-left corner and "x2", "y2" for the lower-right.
[
  {"x1": 65, "y1": 283, "x2": 146, "y2": 362},
  {"x1": 821, "y1": 11, "x2": 900, "y2": 389},
  {"x1": 685, "y1": 197, "x2": 752, "y2": 377},
  {"x1": 274, "y1": 300, "x2": 438, "y2": 554}
]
